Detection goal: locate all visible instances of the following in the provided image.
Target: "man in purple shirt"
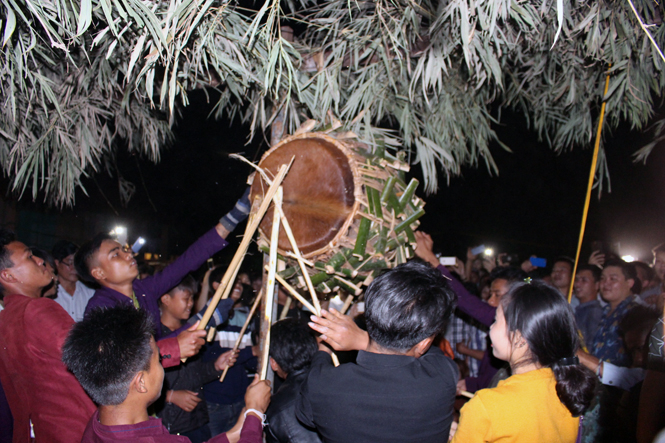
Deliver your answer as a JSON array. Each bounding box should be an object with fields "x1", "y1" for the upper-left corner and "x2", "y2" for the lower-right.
[{"x1": 77, "y1": 190, "x2": 250, "y2": 368}]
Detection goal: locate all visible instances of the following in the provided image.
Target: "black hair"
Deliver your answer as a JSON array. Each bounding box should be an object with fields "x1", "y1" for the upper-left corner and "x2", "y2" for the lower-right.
[
  {"x1": 576, "y1": 264, "x2": 601, "y2": 282},
  {"x1": 633, "y1": 261, "x2": 656, "y2": 283},
  {"x1": 208, "y1": 266, "x2": 226, "y2": 293},
  {"x1": 0, "y1": 229, "x2": 18, "y2": 298},
  {"x1": 62, "y1": 305, "x2": 155, "y2": 406},
  {"x1": 270, "y1": 318, "x2": 319, "y2": 375},
  {"x1": 31, "y1": 247, "x2": 55, "y2": 271},
  {"x1": 168, "y1": 274, "x2": 198, "y2": 296},
  {"x1": 364, "y1": 260, "x2": 456, "y2": 352},
  {"x1": 75, "y1": 233, "x2": 114, "y2": 285},
  {"x1": 500, "y1": 281, "x2": 596, "y2": 416},
  {"x1": 51, "y1": 240, "x2": 79, "y2": 262},
  {"x1": 0, "y1": 229, "x2": 17, "y2": 272},
  {"x1": 553, "y1": 256, "x2": 575, "y2": 269},
  {"x1": 489, "y1": 266, "x2": 528, "y2": 284},
  {"x1": 603, "y1": 259, "x2": 641, "y2": 294}
]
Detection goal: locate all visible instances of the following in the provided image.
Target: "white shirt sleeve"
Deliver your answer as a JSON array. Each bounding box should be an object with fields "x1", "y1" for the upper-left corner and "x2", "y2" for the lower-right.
[{"x1": 601, "y1": 361, "x2": 645, "y2": 391}]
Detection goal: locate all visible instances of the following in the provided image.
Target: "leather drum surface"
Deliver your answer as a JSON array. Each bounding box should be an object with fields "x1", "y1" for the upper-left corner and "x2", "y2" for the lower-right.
[{"x1": 250, "y1": 133, "x2": 358, "y2": 258}]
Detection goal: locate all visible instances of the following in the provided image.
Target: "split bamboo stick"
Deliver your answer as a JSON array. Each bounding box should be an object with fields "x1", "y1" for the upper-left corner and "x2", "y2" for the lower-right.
[
  {"x1": 219, "y1": 288, "x2": 264, "y2": 382},
  {"x1": 259, "y1": 188, "x2": 283, "y2": 380}
]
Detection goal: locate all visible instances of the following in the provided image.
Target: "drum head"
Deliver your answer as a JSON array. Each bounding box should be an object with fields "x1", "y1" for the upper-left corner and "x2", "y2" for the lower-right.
[{"x1": 251, "y1": 133, "x2": 358, "y2": 258}]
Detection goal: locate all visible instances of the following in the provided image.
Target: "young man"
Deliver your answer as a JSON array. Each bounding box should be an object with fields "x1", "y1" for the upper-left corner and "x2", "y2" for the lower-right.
[
  {"x1": 298, "y1": 260, "x2": 458, "y2": 443},
  {"x1": 550, "y1": 257, "x2": 575, "y2": 302},
  {"x1": 62, "y1": 305, "x2": 270, "y2": 443},
  {"x1": 158, "y1": 276, "x2": 237, "y2": 443},
  {"x1": 573, "y1": 264, "x2": 603, "y2": 347},
  {"x1": 591, "y1": 259, "x2": 642, "y2": 366},
  {"x1": 78, "y1": 190, "x2": 250, "y2": 367},
  {"x1": 266, "y1": 319, "x2": 321, "y2": 443},
  {"x1": 0, "y1": 229, "x2": 96, "y2": 443},
  {"x1": 52, "y1": 240, "x2": 95, "y2": 321}
]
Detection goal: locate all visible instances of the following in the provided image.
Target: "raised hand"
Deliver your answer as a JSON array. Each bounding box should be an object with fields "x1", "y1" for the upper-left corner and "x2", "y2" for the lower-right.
[
  {"x1": 177, "y1": 320, "x2": 206, "y2": 359},
  {"x1": 308, "y1": 308, "x2": 370, "y2": 351}
]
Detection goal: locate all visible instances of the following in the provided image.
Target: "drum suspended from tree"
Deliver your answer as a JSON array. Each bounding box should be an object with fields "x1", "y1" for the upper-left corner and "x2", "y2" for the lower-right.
[{"x1": 250, "y1": 130, "x2": 425, "y2": 296}]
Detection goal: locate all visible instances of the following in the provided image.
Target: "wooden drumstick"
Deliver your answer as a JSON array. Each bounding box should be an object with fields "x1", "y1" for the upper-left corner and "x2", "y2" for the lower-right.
[
  {"x1": 273, "y1": 272, "x2": 317, "y2": 314},
  {"x1": 279, "y1": 297, "x2": 292, "y2": 320},
  {"x1": 196, "y1": 162, "x2": 291, "y2": 330},
  {"x1": 340, "y1": 294, "x2": 354, "y2": 315},
  {"x1": 274, "y1": 203, "x2": 340, "y2": 367},
  {"x1": 459, "y1": 390, "x2": 474, "y2": 399},
  {"x1": 219, "y1": 288, "x2": 264, "y2": 382},
  {"x1": 181, "y1": 161, "x2": 292, "y2": 363},
  {"x1": 259, "y1": 188, "x2": 282, "y2": 380}
]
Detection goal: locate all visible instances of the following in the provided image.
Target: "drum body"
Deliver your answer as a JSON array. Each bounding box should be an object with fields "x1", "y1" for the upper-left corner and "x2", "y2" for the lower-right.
[{"x1": 250, "y1": 131, "x2": 424, "y2": 295}]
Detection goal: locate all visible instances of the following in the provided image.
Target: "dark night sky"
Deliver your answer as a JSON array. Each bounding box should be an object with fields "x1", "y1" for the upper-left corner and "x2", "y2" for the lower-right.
[{"x1": 4, "y1": 89, "x2": 665, "y2": 268}]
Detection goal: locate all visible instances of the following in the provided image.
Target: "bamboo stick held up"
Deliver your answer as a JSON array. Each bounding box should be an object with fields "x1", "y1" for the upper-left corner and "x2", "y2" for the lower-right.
[{"x1": 219, "y1": 288, "x2": 264, "y2": 382}]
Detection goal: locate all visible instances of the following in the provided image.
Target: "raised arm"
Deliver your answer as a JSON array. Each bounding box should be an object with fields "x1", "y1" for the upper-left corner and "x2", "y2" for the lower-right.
[{"x1": 414, "y1": 232, "x2": 495, "y2": 327}]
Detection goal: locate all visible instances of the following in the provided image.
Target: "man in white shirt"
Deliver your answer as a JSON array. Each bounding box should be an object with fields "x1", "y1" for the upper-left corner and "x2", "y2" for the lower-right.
[{"x1": 52, "y1": 241, "x2": 95, "y2": 322}]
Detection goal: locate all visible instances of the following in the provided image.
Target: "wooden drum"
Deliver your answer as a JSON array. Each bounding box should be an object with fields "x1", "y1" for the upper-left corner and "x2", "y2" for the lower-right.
[{"x1": 250, "y1": 131, "x2": 425, "y2": 295}]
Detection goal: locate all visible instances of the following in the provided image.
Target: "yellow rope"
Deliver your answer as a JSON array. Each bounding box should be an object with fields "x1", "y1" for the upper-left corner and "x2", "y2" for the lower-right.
[{"x1": 568, "y1": 68, "x2": 612, "y2": 303}]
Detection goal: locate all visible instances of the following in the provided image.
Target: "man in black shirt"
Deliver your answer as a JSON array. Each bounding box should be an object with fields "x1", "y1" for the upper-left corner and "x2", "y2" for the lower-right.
[{"x1": 297, "y1": 261, "x2": 458, "y2": 443}]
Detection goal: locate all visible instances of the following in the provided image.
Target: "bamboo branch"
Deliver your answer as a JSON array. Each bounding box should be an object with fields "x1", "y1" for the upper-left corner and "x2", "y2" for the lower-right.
[
  {"x1": 274, "y1": 271, "x2": 318, "y2": 314},
  {"x1": 219, "y1": 288, "x2": 264, "y2": 382},
  {"x1": 260, "y1": 188, "x2": 282, "y2": 381},
  {"x1": 279, "y1": 296, "x2": 292, "y2": 320}
]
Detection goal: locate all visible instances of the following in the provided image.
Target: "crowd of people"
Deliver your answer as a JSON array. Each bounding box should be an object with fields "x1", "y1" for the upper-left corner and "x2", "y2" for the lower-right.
[{"x1": 0, "y1": 191, "x2": 664, "y2": 442}]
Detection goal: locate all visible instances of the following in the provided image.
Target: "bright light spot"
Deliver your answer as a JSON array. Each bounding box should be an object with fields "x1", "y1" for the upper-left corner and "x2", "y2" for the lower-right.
[
  {"x1": 114, "y1": 226, "x2": 125, "y2": 235},
  {"x1": 622, "y1": 255, "x2": 635, "y2": 263},
  {"x1": 138, "y1": 237, "x2": 146, "y2": 245},
  {"x1": 485, "y1": 248, "x2": 494, "y2": 256}
]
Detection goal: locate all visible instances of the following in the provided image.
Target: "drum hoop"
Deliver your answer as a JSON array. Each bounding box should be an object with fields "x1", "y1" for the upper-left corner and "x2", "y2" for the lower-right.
[{"x1": 257, "y1": 132, "x2": 363, "y2": 259}]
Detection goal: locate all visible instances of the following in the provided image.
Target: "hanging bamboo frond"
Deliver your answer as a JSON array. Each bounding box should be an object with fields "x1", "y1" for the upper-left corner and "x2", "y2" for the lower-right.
[{"x1": 0, "y1": 0, "x2": 663, "y2": 205}]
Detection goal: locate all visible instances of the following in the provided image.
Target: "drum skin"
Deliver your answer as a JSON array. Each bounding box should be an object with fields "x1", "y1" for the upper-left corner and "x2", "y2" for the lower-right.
[{"x1": 250, "y1": 132, "x2": 361, "y2": 258}]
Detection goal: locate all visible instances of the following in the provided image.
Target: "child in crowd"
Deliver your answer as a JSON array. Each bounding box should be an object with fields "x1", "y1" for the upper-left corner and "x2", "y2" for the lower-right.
[
  {"x1": 157, "y1": 275, "x2": 238, "y2": 443},
  {"x1": 452, "y1": 281, "x2": 596, "y2": 442},
  {"x1": 62, "y1": 305, "x2": 271, "y2": 443}
]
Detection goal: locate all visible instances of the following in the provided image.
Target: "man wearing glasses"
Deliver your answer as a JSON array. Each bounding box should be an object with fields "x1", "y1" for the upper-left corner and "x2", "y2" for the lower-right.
[{"x1": 52, "y1": 241, "x2": 95, "y2": 322}]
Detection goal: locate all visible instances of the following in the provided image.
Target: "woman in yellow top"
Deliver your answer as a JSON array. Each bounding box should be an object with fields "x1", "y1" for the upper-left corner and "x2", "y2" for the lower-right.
[{"x1": 453, "y1": 280, "x2": 596, "y2": 443}]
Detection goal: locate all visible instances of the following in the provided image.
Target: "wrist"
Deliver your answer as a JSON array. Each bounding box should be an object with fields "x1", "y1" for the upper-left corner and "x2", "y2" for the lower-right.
[{"x1": 244, "y1": 408, "x2": 266, "y2": 426}]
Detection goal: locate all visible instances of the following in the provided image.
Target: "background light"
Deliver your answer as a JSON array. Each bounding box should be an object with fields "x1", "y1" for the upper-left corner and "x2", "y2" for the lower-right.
[
  {"x1": 484, "y1": 248, "x2": 494, "y2": 256},
  {"x1": 621, "y1": 255, "x2": 635, "y2": 262}
]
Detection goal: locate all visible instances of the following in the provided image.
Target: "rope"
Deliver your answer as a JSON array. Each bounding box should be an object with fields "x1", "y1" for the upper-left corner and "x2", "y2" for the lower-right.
[{"x1": 568, "y1": 68, "x2": 612, "y2": 303}]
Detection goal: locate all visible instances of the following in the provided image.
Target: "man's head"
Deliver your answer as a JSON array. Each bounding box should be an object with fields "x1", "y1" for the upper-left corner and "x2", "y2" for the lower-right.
[
  {"x1": 269, "y1": 318, "x2": 318, "y2": 379},
  {"x1": 159, "y1": 275, "x2": 198, "y2": 321},
  {"x1": 634, "y1": 261, "x2": 656, "y2": 292},
  {"x1": 574, "y1": 264, "x2": 601, "y2": 303},
  {"x1": 652, "y1": 243, "x2": 665, "y2": 281},
  {"x1": 550, "y1": 257, "x2": 574, "y2": 292},
  {"x1": 487, "y1": 266, "x2": 528, "y2": 308},
  {"x1": 0, "y1": 229, "x2": 52, "y2": 298},
  {"x1": 62, "y1": 305, "x2": 162, "y2": 407},
  {"x1": 364, "y1": 261, "x2": 456, "y2": 354},
  {"x1": 52, "y1": 240, "x2": 79, "y2": 286},
  {"x1": 75, "y1": 233, "x2": 138, "y2": 287},
  {"x1": 600, "y1": 259, "x2": 640, "y2": 308},
  {"x1": 619, "y1": 305, "x2": 660, "y2": 368}
]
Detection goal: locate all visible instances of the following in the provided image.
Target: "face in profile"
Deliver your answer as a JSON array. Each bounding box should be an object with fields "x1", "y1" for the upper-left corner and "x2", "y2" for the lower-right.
[
  {"x1": 2, "y1": 242, "x2": 53, "y2": 293},
  {"x1": 91, "y1": 240, "x2": 138, "y2": 284}
]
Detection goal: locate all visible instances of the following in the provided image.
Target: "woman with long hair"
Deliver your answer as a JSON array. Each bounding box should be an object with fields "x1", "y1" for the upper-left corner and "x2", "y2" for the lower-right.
[{"x1": 452, "y1": 280, "x2": 596, "y2": 442}]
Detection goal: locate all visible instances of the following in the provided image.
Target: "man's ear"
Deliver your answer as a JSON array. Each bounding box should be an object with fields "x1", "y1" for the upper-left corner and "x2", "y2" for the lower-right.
[
  {"x1": 212, "y1": 281, "x2": 220, "y2": 291},
  {"x1": 0, "y1": 269, "x2": 16, "y2": 285},
  {"x1": 131, "y1": 371, "x2": 149, "y2": 395},
  {"x1": 90, "y1": 266, "x2": 104, "y2": 282},
  {"x1": 269, "y1": 357, "x2": 280, "y2": 373},
  {"x1": 413, "y1": 336, "x2": 434, "y2": 358},
  {"x1": 160, "y1": 294, "x2": 171, "y2": 307}
]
